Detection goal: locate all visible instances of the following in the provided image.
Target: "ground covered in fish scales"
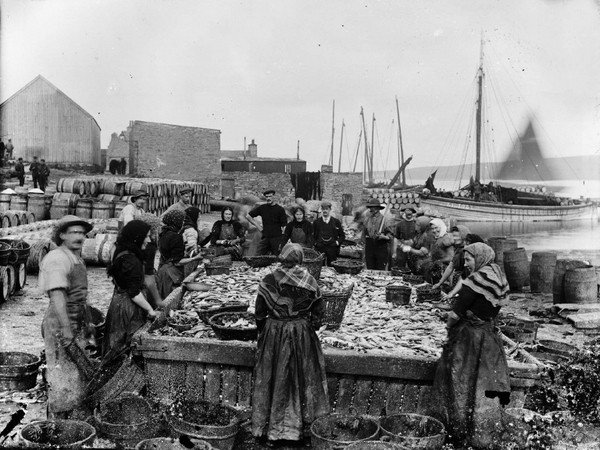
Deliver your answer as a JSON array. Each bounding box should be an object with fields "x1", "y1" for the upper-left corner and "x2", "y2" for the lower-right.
[{"x1": 2, "y1": 265, "x2": 600, "y2": 448}]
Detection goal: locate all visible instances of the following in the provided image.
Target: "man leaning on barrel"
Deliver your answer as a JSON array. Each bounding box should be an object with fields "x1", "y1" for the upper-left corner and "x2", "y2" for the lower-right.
[
  {"x1": 247, "y1": 189, "x2": 287, "y2": 255},
  {"x1": 39, "y1": 215, "x2": 94, "y2": 419}
]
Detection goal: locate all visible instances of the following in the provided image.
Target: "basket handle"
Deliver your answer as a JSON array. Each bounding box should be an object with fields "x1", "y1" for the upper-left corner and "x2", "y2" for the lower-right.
[{"x1": 8, "y1": 251, "x2": 18, "y2": 265}]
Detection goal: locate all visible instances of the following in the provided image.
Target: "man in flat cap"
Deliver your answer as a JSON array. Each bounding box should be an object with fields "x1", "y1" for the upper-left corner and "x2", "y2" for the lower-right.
[
  {"x1": 119, "y1": 190, "x2": 149, "y2": 226},
  {"x1": 363, "y1": 199, "x2": 394, "y2": 270},
  {"x1": 39, "y1": 215, "x2": 94, "y2": 419},
  {"x1": 163, "y1": 186, "x2": 193, "y2": 216},
  {"x1": 247, "y1": 189, "x2": 288, "y2": 255},
  {"x1": 313, "y1": 200, "x2": 345, "y2": 266}
]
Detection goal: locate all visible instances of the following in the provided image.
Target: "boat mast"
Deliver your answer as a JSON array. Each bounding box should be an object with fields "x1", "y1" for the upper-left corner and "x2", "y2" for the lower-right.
[
  {"x1": 370, "y1": 114, "x2": 376, "y2": 184},
  {"x1": 337, "y1": 120, "x2": 345, "y2": 173},
  {"x1": 395, "y1": 96, "x2": 406, "y2": 186},
  {"x1": 329, "y1": 100, "x2": 335, "y2": 166},
  {"x1": 352, "y1": 129, "x2": 362, "y2": 172},
  {"x1": 475, "y1": 39, "x2": 484, "y2": 182},
  {"x1": 360, "y1": 107, "x2": 371, "y2": 183}
]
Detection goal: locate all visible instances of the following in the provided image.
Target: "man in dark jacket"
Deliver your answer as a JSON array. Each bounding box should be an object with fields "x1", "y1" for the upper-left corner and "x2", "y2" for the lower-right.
[
  {"x1": 313, "y1": 200, "x2": 345, "y2": 266},
  {"x1": 392, "y1": 206, "x2": 417, "y2": 269},
  {"x1": 38, "y1": 159, "x2": 50, "y2": 192},
  {"x1": 363, "y1": 199, "x2": 393, "y2": 270},
  {"x1": 29, "y1": 156, "x2": 40, "y2": 188},
  {"x1": 14, "y1": 158, "x2": 25, "y2": 186},
  {"x1": 247, "y1": 190, "x2": 288, "y2": 255}
]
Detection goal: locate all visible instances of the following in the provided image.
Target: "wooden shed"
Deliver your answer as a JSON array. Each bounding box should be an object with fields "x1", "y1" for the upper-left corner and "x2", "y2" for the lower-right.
[{"x1": 0, "y1": 75, "x2": 101, "y2": 166}]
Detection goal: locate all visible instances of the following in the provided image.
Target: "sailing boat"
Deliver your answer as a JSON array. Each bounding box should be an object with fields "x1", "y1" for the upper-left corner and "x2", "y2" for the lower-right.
[{"x1": 419, "y1": 43, "x2": 597, "y2": 222}]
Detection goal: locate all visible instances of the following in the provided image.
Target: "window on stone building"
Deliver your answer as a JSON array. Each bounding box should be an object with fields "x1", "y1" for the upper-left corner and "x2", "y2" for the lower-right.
[{"x1": 284, "y1": 164, "x2": 291, "y2": 173}]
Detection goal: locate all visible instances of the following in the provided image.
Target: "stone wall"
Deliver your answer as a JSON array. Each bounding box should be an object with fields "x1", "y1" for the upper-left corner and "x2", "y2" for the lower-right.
[
  {"x1": 321, "y1": 172, "x2": 365, "y2": 211},
  {"x1": 218, "y1": 171, "x2": 295, "y2": 203},
  {"x1": 128, "y1": 120, "x2": 221, "y2": 182}
]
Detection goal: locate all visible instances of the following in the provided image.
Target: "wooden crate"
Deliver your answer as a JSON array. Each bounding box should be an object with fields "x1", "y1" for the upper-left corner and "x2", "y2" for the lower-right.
[{"x1": 134, "y1": 276, "x2": 539, "y2": 414}]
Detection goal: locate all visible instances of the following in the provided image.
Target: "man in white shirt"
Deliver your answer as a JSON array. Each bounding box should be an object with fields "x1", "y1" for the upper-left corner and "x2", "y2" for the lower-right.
[{"x1": 119, "y1": 191, "x2": 149, "y2": 225}]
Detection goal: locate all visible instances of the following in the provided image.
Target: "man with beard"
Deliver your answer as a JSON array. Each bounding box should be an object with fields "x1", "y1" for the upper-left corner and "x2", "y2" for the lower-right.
[{"x1": 39, "y1": 215, "x2": 94, "y2": 419}]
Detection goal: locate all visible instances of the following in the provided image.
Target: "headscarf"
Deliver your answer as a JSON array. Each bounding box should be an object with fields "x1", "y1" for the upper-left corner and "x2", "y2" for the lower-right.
[
  {"x1": 429, "y1": 218, "x2": 448, "y2": 237},
  {"x1": 274, "y1": 243, "x2": 318, "y2": 293},
  {"x1": 108, "y1": 220, "x2": 150, "y2": 277},
  {"x1": 462, "y1": 242, "x2": 509, "y2": 306},
  {"x1": 454, "y1": 225, "x2": 470, "y2": 241},
  {"x1": 161, "y1": 209, "x2": 185, "y2": 234},
  {"x1": 415, "y1": 216, "x2": 431, "y2": 233},
  {"x1": 184, "y1": 207, "x2": 201, "y2": 230}
]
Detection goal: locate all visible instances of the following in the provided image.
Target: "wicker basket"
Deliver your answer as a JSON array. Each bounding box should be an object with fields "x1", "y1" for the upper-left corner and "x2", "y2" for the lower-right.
[
  {"x1": 500, "y1": 318, "x2": 539, "y2": 344},
  {"x1": 403, "y1": 274, "x2": 424, "y2": 285},
  {"x1": 209, "y1": 254, "x2": 232, "y2": 266},
  {"x1": 196, "y1": 303, "x2": 248, "y2": 324},
  {"x1": 321, "y1": 285, "x2": 354, "y2": 330},
  {"x1": 243, "y1": 255, "x2": 278, "y2": 268},
  {"x1": 208, "y1": 312, "x2": 258, "y2": 341},
  {"x1": 0, "y1": 242, "x2": 11, "y2": 266},
  {"x1": 416, "y1": 285, "x2": 441, "y2": 303},
  {"x1": 391, "y1": 267, "x2": 411, "y2": 277},
  {"x1": 386, "y1": 285, "x2": 412, "y2": 305},
  {"x1": 331, "y1": 259, "x2": 364, "y2": 275},
  {"x1": 302, "y1": 248, "x2": 324, "y2": 280},
  {"x1": 205, "y1": 262, "x2": 230, "y2": 276}
]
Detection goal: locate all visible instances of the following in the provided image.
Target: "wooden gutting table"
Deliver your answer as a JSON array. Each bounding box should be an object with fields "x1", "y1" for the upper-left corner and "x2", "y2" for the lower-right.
[{"x1": 133, "y1": 272, "x2": 540, "y2": 416}]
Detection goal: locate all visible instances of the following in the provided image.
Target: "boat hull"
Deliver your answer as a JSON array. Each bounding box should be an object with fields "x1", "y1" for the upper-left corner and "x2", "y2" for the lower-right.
[{"x1": 420, "y1": 196, "x2": 597, "y2": 222}]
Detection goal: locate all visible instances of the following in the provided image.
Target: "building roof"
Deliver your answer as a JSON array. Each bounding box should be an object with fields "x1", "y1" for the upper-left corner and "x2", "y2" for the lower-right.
[
  {"x1": 0, "y1": 75, "x2": 101, "y2": 131},
  {"x1": 131, "y1": 120, "x2": 220, "y2": 133},
  {"x1": 221, "y1": 150, "x2": 247, "y2": 158},
  {"x1": 221, "y1": 156, "x2": 306, "y2": 163}
]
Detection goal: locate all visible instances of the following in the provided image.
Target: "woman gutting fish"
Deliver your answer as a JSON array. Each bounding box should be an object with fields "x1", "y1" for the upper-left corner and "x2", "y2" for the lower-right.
[{"x1": 252, "y1": 243, "x2": 329, "y2": 446}]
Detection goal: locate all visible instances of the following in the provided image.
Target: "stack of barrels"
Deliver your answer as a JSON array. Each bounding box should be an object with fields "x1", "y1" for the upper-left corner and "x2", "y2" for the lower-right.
[
  {"x1": 364, "y1": 188, "x2": 421, "y2": 211},
  {"x1": 54, "y1": 176, "x2": 210, "y2": 219},
  {"x1": 0, "y1": 193, "x2": 49, "y2": 228}
]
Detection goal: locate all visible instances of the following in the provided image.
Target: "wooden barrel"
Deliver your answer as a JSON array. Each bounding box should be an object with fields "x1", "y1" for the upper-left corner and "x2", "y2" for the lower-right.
[
  {"x1": 97, "y1": 194, "x2": 120, "y2": 203},
  {"x1": 6, "y1": 264, "x2": 16, "y2": 294},
  {"x1": 58, "y1": 178, "x2": 82, "y2": 194},
  {"x1": 101, "y1": 180, "x2": 126, "y2": 196},
  {"x1": 53, "y1": 193, "x2": 80, "y2": 213},
  {"x1": 2, "y1": 211, "x2": 21, "y2": 228},
  {"x1": 14, "y1": 262, "x2": 26, "y2": 291},
  {"x1": 553, "y1": 259, "x2": 591, "y2": 304},
  {"x1": 564, "y1": 266, "x2": 597, "y2": 304},
  {"x1": 27, "y1": 195, "x2": 47, "y2": 221},
  {"x1": 24, "y1": 238, "x2": 53, "y2": 274},
  {"x1": 488, "y1": 237, "x2": 518, "y2": 269},
  {"x1": 50, "y1": 200, "x2": 70, "y2": 220},
  {"x1": 530, "y1": 252, "x2": 557, "y2": 293},
  {"x1": 88, "y1": 180, "x2": 99, "y2": 197},
  {"x1": 0, "y1": 266, "x2": 10, "y2": 302},
  {"x1": 92, "y1": 201, "x2": 114, "y2": 220},
  {"x1": 23, "y1": 211, "x2": 35, "y2": 225},
  {"x1": 114, "y1": 201, "x2": 127, "y2": 219},
  {"x1": 503, "y1": 248, "x2": 529, "y2": 291},
  {"x1": 10, "y1": 195, "x2": 27, "y2": 211},
  {"x1": 76, "y1": 199, "x2": 94, "y2": 219},
  {"x1": 125, "y1": 181, "x2": 148, "y2": 195},
  {"x1": 0, "y1": 194, "x2": 12, "y2": 213}
]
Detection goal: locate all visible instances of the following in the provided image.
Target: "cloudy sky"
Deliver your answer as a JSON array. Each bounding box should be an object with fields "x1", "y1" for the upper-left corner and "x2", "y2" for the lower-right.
[{"x1": 1, "y1": 0, "x2": 599, "y2": 172}]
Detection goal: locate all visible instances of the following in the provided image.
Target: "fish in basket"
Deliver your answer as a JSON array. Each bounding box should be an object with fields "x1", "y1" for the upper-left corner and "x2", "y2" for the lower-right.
[
  {"x1": 321, "y1": 284, "x2": 354, "y2": 330},
  {"x1": 208, "y1": 312, "x2": 258, "y2": 341},
  {"x1": 205, "y1": 262, "x2": 231, "y2": 276},
  {"x1": 331, "y1": 258, "x2": 364, "y2": 275},
  {"x1": 402, "y1": 274, "x2": 424, "y2": 285},
  {"x1": 167, "y1": 310, "x2": 199, "y2": 332},
  {"x1": 415, "y1": 285, "x2": 441, "y2": 303},
  {"x1": 243, "y1": 255, "x2": 279, "y2": 268}
]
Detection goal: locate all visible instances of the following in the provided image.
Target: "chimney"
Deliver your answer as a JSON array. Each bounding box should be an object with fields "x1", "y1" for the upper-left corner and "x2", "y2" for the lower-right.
[{"x1": 248, "y1": 139, "x2": 258, "y2": 157}]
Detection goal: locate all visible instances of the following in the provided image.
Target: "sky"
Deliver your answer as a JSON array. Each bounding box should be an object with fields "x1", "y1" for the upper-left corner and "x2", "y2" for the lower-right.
[{"x1": 1, "y1": 0, "x2": 599, "y2": 172}]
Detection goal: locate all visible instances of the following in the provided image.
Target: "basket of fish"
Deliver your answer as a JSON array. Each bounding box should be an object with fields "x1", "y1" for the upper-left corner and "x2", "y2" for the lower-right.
[
  {"x1": 167, "y1": 310, "x2": 199, "y2": 332},
  {"x1": 205, "y1": 262, "x2": 231, "y2": 276},
  {"x1": 402, "y1": 274, "x2": 424, "y2": 285},
  {"x1": 415, "y1": 285, "x2": 441, "y2": 303},
  {"x1": 332, "y1": 258, "x2": 364, "y2": 275},
  {"x1": 208, "y1": 312, "x2": 258, "y2": 341}
]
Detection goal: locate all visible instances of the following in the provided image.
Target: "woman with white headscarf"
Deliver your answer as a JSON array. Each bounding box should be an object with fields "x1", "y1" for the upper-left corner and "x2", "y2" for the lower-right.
[
  {"x1": 424, "y1": 242, "x2": 511, "y2": 449},
  {"x1": 421, "y1": 218, "x2": 455, "y2": 283}
]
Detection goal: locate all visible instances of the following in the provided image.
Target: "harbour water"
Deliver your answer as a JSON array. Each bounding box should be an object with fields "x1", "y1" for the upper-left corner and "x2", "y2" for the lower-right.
[{"x1": 462, "y1": 218, "x2": 600, "y2": 265}]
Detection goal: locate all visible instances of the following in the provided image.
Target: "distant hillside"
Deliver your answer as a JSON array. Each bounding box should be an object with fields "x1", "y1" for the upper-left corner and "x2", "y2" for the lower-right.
[{"x1": 392, "y1": 154, "x2": 600, "y2": 184}]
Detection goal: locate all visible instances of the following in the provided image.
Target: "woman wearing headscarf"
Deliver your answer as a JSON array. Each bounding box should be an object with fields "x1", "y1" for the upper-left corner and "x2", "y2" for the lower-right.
[
  {"x1": 209, "y1": 206, "x2": 246, "y2": 260},
  {"x1": 101, "y1": 220, "x2": 156, "y2": 368},
  {"x1": 401, "y1": 215, "x2": 433, "y2": 275},
  {"x1": 421, "y1": 218, "x2": 455, "y2": 284},
  {"x1": 425, "y1": 242, "x2": 511, "y2": 449},
  {"x1": 433, "y1": 225, "x2": 471, "y2": 292},
  {"x1": 182, "y1": 206, "x2": 201, "y2": 277},
  {"x1": 283, "y1": 205, "x2": 314, "y2": 248},
  {"x1": 156, "y1": 209, "x2": 203, "y2": 298},
  {"x1": 252, "y1": 243, "x2": 329, "y2": 446}
]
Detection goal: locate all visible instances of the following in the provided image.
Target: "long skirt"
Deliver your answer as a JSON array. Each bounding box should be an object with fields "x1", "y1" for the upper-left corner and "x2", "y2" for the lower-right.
[
  {"x1": 251, "y1": 317, "x2": 330, "y2": 441},
  {"x1": 424, "y1": 314, "x2": 511, "y2": 448},
  {"x1": 156, "y1": 262, "x2": 184, "y2": 299}
]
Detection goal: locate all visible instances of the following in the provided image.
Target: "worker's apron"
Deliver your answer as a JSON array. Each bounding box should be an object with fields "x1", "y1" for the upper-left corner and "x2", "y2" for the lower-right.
[
  {"x1": 41, "y1": 252, "x2": 89, "y2": 416},
  {"x1": 290, "y1": 226, "x2": 308, "y2": 246}
]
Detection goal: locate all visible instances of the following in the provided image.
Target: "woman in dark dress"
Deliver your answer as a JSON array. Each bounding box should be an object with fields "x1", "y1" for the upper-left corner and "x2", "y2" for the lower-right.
[
  {"x1": 426, "y1": 242, "x2": 511, "y2": 449},
  {"x1": 182, "y1": 207, "x2": 201, "y2": 277},
  {"x1": 422, "y1": 218, "x2": 455, "y2": 284},
  {"x1": 252, "y1": 243, "x2": 329, "y2": 446},
  {"x1": 283, "y1": 206, "x2": 314, "y2": 248},
  {"x1": 209, "y1": 206, "x2": 246, "y2": 260},
  {"x1": 101, "y1": 220, "x2": 156, "y2": 367},
  {"x1": 156, "y1": 209, "x2": 203, "y2": 298}
]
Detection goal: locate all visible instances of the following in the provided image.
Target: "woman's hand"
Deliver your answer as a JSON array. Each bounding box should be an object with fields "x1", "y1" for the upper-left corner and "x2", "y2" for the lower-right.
[
  {"x1": 147, "y1": 309, "x2": 157, "y2": 320},
  {"x1": 401, "y1": 245, "x2": 411, "y2": 253},
  {"x1": 432, "y1": 282, "x2": 441, "y2": 290}
]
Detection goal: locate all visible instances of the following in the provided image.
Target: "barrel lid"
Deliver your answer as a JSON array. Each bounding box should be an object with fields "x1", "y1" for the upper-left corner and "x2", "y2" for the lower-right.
[
  {"x1": 28, "y1": 188, "x2": 44, "y2": 195},
  {"x1": 1, "y1": 189, "x2": 16, "y2": 195}
]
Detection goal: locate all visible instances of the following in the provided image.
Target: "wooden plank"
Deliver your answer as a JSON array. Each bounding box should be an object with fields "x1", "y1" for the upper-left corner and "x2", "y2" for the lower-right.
[
  {"x1": 352, "y1": 378, "x2": 372, "y2": 415},
  {"x1": 335, "y1": 377, "x2": 355, "y2": 414},
  {"x1": 221, "y1": 368, "x2": 238, "y2": 406},
  {"x1": 237, "y1": 368, "x2": 253, "y2": 408},
  {"x1": 417, "y1": 385, "x2": 434, "y2": 412},
  {"x1": 145, "y1": 359, "x2": 171, "y2": 401},
  {"x1": 400, "y1": 384, "x2": 421, "y2": 413},
  {"x1": 326, "y1": 376, "x2": 339, "y2": 411},
  {"x1": 385, "y1": 381, "x2": 406, "y2": 415},
  {"x1": 185, "y1": 362, "x2": 205, "y2": 403},
  {"x1": 204, "y1": 363, "x2": 222, "y2": 403},
  {"x1": 368, "y1": 380, "x2": 388, "y2": 417},
  {"x1": 567, "y1": 312, "x2": 600, "y2": 329},
  {"x1": 168, "y1": 361, "x2": 187, "y2": 402}
]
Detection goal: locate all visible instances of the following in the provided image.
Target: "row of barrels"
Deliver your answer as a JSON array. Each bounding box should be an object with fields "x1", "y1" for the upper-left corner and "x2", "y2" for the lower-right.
[
  {"x1": 369, "y1": 191, "x2": 421, "y2": 200},
  {"x1": 487, "y1": 236, "x2": 599, "y2": 304}
]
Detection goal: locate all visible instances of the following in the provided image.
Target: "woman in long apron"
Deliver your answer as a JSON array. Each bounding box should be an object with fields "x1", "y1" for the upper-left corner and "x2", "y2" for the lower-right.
[
  {"x1": 252, "y1": 243, "x2": 329, "y2": 446},
  {"x1": 209, "y1": 206, "x2": 246, "y2": 260},
  {"x1": 283, "y1": 206, "x2": 314, "y2": 248}
]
